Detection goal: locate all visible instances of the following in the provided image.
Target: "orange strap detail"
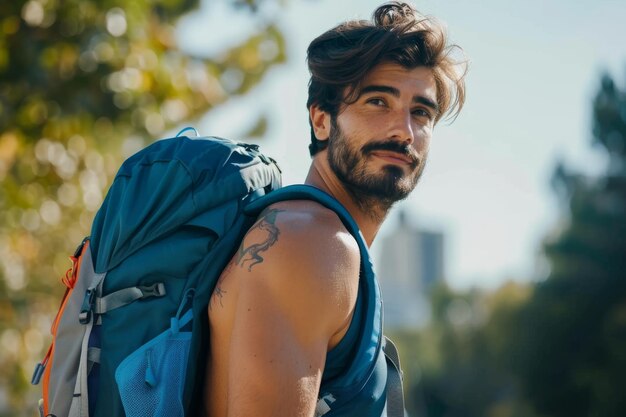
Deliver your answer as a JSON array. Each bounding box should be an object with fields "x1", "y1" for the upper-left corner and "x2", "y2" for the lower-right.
[
  {"x1": 42, "y1": 240, "x2": 90, "y2": 416},
  {"x1": 61, "y1": 255, "x2": 79, "y2": 289}
]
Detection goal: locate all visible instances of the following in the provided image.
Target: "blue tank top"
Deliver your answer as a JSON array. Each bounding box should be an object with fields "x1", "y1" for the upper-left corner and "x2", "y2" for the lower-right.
[
  {"x1": 322, "y1": 288, "x2": 363, "y2": 382},
  {"x1": 316, "y1": 264, "x2": 387, "y2": 416}
]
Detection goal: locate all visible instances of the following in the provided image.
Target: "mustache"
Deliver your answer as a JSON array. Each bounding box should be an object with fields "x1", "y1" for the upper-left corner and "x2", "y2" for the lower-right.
[{"x1": 361, "y1": 141, "x2": 420, "y2": 166}]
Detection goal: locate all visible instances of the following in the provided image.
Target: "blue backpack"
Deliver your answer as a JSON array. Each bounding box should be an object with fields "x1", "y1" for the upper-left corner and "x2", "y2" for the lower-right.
[{"x1": 32, "y1": 130, "x2": 405, "y2": 417}]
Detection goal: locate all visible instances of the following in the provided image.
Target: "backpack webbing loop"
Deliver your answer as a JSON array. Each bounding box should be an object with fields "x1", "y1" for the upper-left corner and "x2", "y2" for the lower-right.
[{"x1": 93, "y1": 283, "x2": 166, "y2": 315}]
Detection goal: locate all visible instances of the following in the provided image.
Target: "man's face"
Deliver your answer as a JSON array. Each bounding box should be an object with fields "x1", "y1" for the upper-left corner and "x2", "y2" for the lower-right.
[{"x1": 326, "y1": 62, "x2": 438, "y2": 206}]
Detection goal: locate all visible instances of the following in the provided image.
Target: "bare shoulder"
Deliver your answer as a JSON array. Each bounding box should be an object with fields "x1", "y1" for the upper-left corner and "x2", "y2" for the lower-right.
[
  {"x1": 240, "y1": 200, "x2": 360, "y2": 282},
  {"x1": 234, "y1": 200, "x2": 361, "y2": 339}
]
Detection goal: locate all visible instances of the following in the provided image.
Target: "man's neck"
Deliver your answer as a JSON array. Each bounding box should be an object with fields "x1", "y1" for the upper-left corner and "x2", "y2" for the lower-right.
[{"x1": 304, "y1": 160, "x2": 387, "y2": 247}]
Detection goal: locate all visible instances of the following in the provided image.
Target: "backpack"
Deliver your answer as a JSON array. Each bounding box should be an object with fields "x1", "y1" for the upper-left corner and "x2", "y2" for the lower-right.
[{"x1": 32, "y1": 130, "x2": 405, "y2": 417}]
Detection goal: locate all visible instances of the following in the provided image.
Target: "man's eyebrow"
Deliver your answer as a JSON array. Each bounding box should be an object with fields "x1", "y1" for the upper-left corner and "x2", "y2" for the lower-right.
[
  {"x1": 359, "y1": 85, "x2": 400, "y2": 98},
  {"x1": 358, "y1": 84, "x2": 439, "y2": 113},
  {"x1": 413, "y1": 96, "x2": 439, "y2": 114}
]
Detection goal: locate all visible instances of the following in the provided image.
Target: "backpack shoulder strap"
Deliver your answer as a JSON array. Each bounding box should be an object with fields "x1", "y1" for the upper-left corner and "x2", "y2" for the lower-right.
[{"x1": 383, "y1": 336, "x2": 406, "y2": 417}]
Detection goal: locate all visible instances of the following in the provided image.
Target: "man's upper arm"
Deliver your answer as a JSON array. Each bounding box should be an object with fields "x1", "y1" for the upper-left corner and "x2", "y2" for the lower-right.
[{"x1": 225, "y1": 206, "x2": 360, "y2": 416}]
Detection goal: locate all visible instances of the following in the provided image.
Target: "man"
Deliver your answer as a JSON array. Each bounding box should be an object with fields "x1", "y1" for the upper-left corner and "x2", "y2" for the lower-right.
[{"x1": 204, "y1": 2, "x2": 466, "y2": 416}]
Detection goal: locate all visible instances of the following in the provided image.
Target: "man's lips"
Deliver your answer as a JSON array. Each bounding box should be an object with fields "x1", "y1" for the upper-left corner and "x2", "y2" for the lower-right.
[{"x1": 369, "y1": 150, "x2": 416, "y2": 165}]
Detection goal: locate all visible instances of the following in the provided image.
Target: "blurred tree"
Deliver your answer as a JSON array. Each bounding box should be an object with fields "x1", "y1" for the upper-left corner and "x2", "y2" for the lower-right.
[
  {"x1": 0, "y1": 0, "x2": 285, "y2": 415},
  {"x1": 404, "y1": 281, "x2": 537, "y2": 417},
  {"x1": 510, "y1": 73, "x2": 626, "y2": 417}
]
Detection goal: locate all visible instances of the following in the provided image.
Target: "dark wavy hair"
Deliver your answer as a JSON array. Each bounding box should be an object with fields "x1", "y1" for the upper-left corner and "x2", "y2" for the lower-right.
[{"x1": 306, "y1": 1, "x2": 467, "y2": 156}]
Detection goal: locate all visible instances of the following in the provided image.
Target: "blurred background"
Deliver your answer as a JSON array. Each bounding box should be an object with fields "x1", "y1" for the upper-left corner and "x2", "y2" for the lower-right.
[{"x1": 1, "y1": 0, "x2": 626, "y2": 416}]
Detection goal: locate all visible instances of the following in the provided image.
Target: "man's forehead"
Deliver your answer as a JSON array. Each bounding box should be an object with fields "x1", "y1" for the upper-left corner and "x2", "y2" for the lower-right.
[{"x1": 361, "y1": 63, "x2": 436, "y2": 93}]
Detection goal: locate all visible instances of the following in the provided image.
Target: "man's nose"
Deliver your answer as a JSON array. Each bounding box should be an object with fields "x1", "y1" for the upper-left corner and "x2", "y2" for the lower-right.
[{"x1": 388, "y1": 110, "x2": 415, "y2": 145}]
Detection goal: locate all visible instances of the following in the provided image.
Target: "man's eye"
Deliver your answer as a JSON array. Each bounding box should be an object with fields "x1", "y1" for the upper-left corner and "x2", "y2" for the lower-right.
[
  {"x1": 412, "y1": 108, "x2": 433, "y2": 119},
  {"x1": 367, "y1": 98, "x2": 386, "y2": 106}
]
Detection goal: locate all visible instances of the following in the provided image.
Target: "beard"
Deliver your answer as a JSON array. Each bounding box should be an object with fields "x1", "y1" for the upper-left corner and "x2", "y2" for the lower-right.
[{"x1": 327, "y1": 118, "x2": 427, "y2": 216}]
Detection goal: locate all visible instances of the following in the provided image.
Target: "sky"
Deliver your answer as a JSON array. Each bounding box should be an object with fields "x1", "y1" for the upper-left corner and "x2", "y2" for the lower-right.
[{"x1": 178, "y1": 0, "x2": 626, "y2": 290}]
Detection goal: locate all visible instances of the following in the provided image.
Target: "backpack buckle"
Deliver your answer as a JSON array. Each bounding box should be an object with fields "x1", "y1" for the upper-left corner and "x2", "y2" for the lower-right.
[
  {"x1": 138, "y1": 283, "x2": 166, "y2": 298},
  {"x1": 79, "y1": 288, "x2": 96, "y2": 324}
]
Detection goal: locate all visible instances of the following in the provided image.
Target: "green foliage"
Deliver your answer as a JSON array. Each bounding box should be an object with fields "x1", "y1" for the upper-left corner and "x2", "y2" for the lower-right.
[
  {"x1": 0, "y1": 1, "x2": 285, "y2": 414},
  {"x1": 399, "y1": 282, "x2": 536, "y2": 417},
  {"x1": 509, "y1": 72, "x2": 626, "y2": 417}
]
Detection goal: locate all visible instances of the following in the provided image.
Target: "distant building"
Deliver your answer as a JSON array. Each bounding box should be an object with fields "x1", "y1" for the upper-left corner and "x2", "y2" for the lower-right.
[{"x1": 376, "y1": 211, "x2": 445, "y2": 329}]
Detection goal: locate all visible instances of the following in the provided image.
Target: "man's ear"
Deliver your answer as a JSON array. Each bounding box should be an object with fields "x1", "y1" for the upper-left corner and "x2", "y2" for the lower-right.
[{"x1": 309, "y1": 105, "x2": 331, "y2": 142}]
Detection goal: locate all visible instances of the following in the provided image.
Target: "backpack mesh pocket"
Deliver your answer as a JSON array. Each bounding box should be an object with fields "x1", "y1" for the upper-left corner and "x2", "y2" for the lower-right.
[{"x1": 115, "y1": 318, "x2": 192, "y2": 417}]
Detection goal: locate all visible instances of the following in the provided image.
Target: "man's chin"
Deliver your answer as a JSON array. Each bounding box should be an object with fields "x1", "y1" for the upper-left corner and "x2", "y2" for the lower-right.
[{"x1": 357, "y1": 177, "x2": 417, "y2": 203}]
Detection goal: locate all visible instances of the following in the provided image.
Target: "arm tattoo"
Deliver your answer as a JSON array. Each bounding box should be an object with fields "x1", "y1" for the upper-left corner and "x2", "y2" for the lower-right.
[
  {"x1": 210, "y1": 261, "x2": 232, "y2": 311},
  {"x1": 209, "y1": 208, "x2": 284, "y2": 310},
  {"x1": 236, "y1": 208, "x2": 284, "y2": 271}
]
